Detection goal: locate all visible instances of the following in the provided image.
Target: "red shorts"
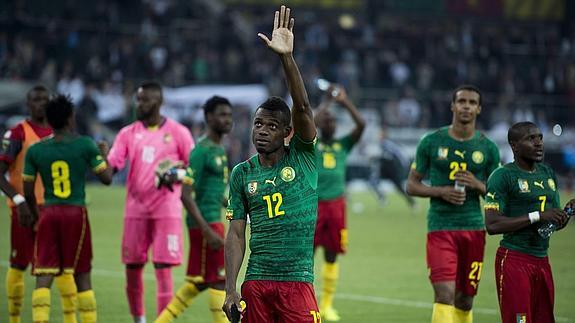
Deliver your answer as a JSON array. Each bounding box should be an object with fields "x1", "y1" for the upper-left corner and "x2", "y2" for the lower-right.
[
  {"x1": 241, "y1": 280, "x2": 320, "y2": 323},
  {"x1": 495, "y1": 247, "x2": 555, "y2": 323},
  {"x1": 314, "y1": 197, "x2": 347, "y2": 254},
  {"x1": 186, "y1": 223, "x2": 225, "y2": 284},
  {"x1": 9, "y1": 206, "x2": 35, "y2": 268},
  {"x1": 426, "y1": 230, "x2": 485, "y2": 296},
  {"x1": 33, "y1": 205, "x2": 92, "y2": 275}
]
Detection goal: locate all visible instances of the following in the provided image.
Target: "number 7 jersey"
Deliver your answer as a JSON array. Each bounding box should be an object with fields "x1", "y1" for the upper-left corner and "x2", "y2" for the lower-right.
[
  {"x1": 23, "y1": 135, "x2": 107, "y2": 206},
  {"x1": 227, "y1": 135, "x2": 318, "y2": 283},
  {"x1": 413, "y1": 127, "x2": 500, "y2": 231}
]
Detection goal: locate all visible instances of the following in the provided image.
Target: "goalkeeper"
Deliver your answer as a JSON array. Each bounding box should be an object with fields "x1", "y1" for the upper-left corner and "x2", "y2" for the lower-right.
[{"x1": 104, "y1": 81, "x2": 194, "y2": 323}]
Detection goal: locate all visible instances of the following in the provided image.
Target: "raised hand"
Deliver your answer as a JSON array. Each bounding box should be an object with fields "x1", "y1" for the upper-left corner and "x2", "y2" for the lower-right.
[{"x1": 257, "y1": 5, "x2": 295, "y2": 55}]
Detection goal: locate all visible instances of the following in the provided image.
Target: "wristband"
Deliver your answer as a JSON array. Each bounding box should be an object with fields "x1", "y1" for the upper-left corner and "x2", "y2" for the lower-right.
[
  {"x1": 528, "y1": 211, "x2": 540, "y2": 224},
  {"x1": 12, "y1": 194, "x2": 26, "y2": 206}
]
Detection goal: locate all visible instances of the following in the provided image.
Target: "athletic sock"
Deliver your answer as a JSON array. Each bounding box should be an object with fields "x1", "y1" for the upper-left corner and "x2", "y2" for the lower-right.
[
  {"x1": 6, "y1": 268, "x2": 25, "y2": 323},
  {"x1": 208, "y1": 288, "x2": 227, "y2": 323},
  {"x1": 454, "y1": 308, "x2": 473, "y2": 323},
  {"x1": 126, "y1": 267, "x2": 145, "y2": 317},
  {"x1": 432, "y1": 303, "x2": 455, "y2": 323},
  {"x1": 32, "y1": 288, "x2": 51, "y2": 323},
  {"x1": 155, "y1": 268, "x2": 173, "y2": 316},
  {"x1": 55, "y1": 273, "x2": 78, "y2": 323},
  {"x1": 320, "y1": 262, "x2": 339, "y2": 311},
  {"x1": 155, "y1": 282, "x2": 200, "y2": 323},
  {"x1": 78, "y1": 290, "x2": 97, "y2": 323}
]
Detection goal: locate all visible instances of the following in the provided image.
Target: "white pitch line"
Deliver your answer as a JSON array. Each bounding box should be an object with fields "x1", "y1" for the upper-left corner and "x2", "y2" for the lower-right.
[{"x1": 1, "y1": 261, "x2": 571, "y2": 322}]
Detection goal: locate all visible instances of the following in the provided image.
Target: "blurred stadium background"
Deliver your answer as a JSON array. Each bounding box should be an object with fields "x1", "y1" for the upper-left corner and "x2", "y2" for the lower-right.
[{"x1": 1, "y1": 0, "x2": 575, "y2": 322}]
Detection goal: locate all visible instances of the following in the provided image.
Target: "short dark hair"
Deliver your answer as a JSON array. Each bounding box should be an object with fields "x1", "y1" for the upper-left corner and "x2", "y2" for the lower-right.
[
  {"x1": 256, "y1": 96, "x2": 291, "y2": 126},
  {"x1": 508, "y1": 121, "x2": 538, "y2": 144},
  {"x1": 27, "y1": 85, "x2": 49, "y2": 99},
  {"x1": 139, "y1": 81, "x2": 163, "y2": 98},
  {"x1": 203, "y1": 96, "x2": 231, "y2": 119},
  {"x1": 451, "y1": 85, "x2": 481, "y2": 105},
  {"x1": 46, "y1": 94, "x2": 74, "y2": 130}
]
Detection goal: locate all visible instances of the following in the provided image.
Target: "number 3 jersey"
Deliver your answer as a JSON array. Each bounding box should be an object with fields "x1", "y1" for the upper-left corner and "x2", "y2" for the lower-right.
[
  {"x1": 23, "y1": 135, "x2": 107, "y2": 206},
  {"x1": 227, "y1": 135, "x2": 318, "y2": 283},
  {"x1": 413, "y1": 127, "x2": 500, "y2": 231}
]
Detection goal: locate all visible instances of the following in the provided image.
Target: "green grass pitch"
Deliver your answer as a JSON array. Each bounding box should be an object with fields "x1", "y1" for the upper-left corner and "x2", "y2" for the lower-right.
[{"x1": 1, "y1": 185, "x2": 574, "y2": 322}]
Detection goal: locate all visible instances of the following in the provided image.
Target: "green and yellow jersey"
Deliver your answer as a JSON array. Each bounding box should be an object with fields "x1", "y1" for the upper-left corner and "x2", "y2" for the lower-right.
[
  {"x1": 485, "y1": 162, "x2": 561, "y2": 257},
  {"x1": 23, "y1": 135, "x2": 107, "y2": 206},
  {"x1": 413, "y1": 126, "x2": 500, "y2": 231},
  {"x1": 316, "y1": 134, "x2": 356, "y2": 201},
  {"x1": 227, "y1": 135, "x2": 317, "y2": 283},
  {"x1": 185, "y1": 136, "x2": 229, "y2": 228}
]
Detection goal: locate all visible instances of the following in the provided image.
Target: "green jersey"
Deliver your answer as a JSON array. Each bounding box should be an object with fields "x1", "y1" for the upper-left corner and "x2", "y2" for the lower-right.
[
  {"x1": 185, "y1": 136, "x2": 228, "y2": 228},
  {"x1": 227, "y1": 135, "x2": 317, "y2": 283},
  {"x1": 413, "y1": 127, "x2": 500, "y2": 231},
  {"x1": 23, "y1": 135, "x2": 107, "y2": 206},
  {"x1": 485, "y1": 162, "x2": 561, "y2": 257},
  {"x1": 317, "y1": 134, "x2": 356, "y2": 200}
]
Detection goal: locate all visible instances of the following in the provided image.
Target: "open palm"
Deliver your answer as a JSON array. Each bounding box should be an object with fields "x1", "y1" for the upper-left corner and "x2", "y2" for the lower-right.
[{"x1": 258, "y1": 5, "x2": 294, "y2": 55}]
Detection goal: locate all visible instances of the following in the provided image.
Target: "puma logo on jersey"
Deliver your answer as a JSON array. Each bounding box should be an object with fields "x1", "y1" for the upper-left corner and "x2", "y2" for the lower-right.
[
  {"x1": 534, "y1": 181, "x2": 544, "y2": 189},
  {"x1": 265, "y1": 177, "x2": 277, "y2": 187},
  {"x1": 454, "y1": 150, "x2": 466, "y2": 159},
  {"x1": 486, "y1": 192, "x2": 496, "y2": 199}
]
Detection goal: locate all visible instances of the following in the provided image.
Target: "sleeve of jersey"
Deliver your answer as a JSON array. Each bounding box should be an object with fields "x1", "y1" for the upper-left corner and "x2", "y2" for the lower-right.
[
  {"x1": 484, "y1": 167, "x2": 508, "y2": 213},
  {"x1": 184, "y1": 145, "x2": 205, "y2": 186},
  {"x1": 178, "y1": 126, "x2": 194, "y2": 166},
  {"x1": 485, "y1": 140, "x2": 501, "y2": 178},
  {"x1": 107, "y1": 128, "x2": 129, "y2": 170},
  {"x1": 22, "y1": 145, "x2": 37, "y2": 182},
  {"x1": 549, "y1": 167, "x2": 561, "y2": 209},
  {"x1": 290, "y1": 134, "x2": 318, "y2": 189},
  {"x1": 85, "y1": 138, "x2": 108, "y2": 173},
  {"x1": 226, "y1": 165, "x2": 247, "y2": 221},
  {"x1": 412, "y1": 135, "x2": 430, "y2": 175},
  {"x1": 0, "y1": 126, "x2": 24, "y2": 164},
  {"x1": 341, "y1": 134, "x2": 357, "y2": 152}
]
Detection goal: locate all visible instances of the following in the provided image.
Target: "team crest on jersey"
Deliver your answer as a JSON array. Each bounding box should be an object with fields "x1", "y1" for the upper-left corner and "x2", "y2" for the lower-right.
[
  {"x1": 216, "y1": 156, "x2": 222, "y2": 166},
  {"x1": 472, "y1": 151, "x2": 484, "y2": 164},
  {"x1": 247, "y1": 182, "x2": 258, "y2": 195},
  {"x1": 281, "y1": 167, "x2": 296, "y2": 182},
  {"x1": 518, "y1": 179, "x2": 530, "y2": 193},
  {"x1": 333, "y1": 143, "x2": 342, "y2": 152},
  {"x1": 516, "y1": 313, "x2": 527, "y2": 323},
  {"x1": 437, "y1": 147, "x2": 449, "y2": 160},
  {"x1": 548, "y1": 178, "x2": 556, "y2": 191},
  {"x1": 163, "y1": 134, "x2": 172, "y2": 143}
]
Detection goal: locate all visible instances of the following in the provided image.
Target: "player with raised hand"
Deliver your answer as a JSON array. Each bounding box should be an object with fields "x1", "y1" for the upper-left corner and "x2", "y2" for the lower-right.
[
  {"x1": 21, "y1": 94, "x2": 113, "y2": 323},
  {"x1": 485, "y1": 121, "x2": 574, "y2": 323},
  {"x1": 314, "y1": 85, "x2": 365, "y2": 321},
  {"x1": 155, "y1": 96, "x2": 232, "y2": 323},
  {"x1": 104, "y1": 82, "x2": 194, "y2": 323},
  {"x1": 223, "y1": 5, "x2": 320, "y2": 322},
  {"x1": 407, "y1": 85, "x2": 500, "y2": 323}
]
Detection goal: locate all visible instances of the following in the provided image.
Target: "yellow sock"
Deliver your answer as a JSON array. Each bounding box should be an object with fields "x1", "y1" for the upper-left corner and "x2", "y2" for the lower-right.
[
  {"x1": 208, "y1": 288, "x2": 227, "y2": 323},
  {"x1": 55, "y1": 274, "x2": 78, "y2": 323},
  {"x1": 320, "y1": 262, "x2": 339, "y2": 311},
  {"x1": 432, "y1": 303, "x2": 455, "y2": 323},
  {"x1": 32, "y1": 288, "x2": 51, "y2": 323},
  {"x1": 454, "y1": 308, "x2": 472, "y2": 323},
  {"x1": 78, "y1": 290, "x2": 97, "y2": 323},
  {"x1": 6, "y1": 268, "x2": 25, "y2": 323},
  {"x1": 155, "y1": 282, "x2": 200, "y2": 323}
]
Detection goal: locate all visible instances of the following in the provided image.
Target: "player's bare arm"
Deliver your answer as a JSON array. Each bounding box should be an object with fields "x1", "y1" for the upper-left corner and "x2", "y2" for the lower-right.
[
  {"x1": 454, "y1": 170, "x2": 486, "y2": 195},
  {"x1": 485, "y1": 208, "x2": 567, "y2": 235},
  {"x1": 21, "y1": 180, "x2": 38, "y2": 228},
  {"x1": 258, "y1": 5, "x2": 316, "y2": 142},
  {"x1": 181, "y1": 183, "x2": 224, "y2": 249},
  {"x1": 407, "y1": 169, "x2": 466, "y2": 205},
  {"x1": 0, "y1": 161, "x2": 19, "y2": 198},
  {"x1": 557, "y1": 198, "x2": 575, "y2": 230},
  {"x1": 223, "y1": 219, "x2": 246, "y2": 320},
  {"x1": 335, "y1": 87, "x2": 365, "y2": 142}
]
